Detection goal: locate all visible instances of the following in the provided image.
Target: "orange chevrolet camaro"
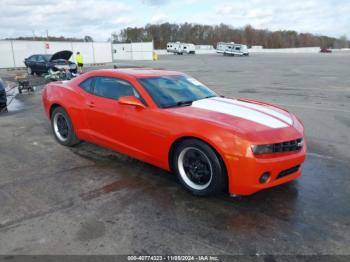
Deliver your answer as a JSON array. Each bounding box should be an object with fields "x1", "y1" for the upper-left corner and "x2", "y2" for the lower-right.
[{"x1": 42, "y1": 69, "x2": 306, "y2": 196}]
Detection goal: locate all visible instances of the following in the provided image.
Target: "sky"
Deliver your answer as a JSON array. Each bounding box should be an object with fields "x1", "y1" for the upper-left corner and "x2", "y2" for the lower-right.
[{"x1": 0, "y1": 0, "x2": 349, "y2": 41}]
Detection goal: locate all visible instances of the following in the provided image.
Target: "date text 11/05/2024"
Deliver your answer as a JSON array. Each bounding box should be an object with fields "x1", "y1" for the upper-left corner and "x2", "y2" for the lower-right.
[{"x1": 127, "y1": 255, "x2": 219, "y2": 261}]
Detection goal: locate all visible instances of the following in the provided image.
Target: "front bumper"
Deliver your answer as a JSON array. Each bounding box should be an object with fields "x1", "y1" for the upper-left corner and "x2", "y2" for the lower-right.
[
  {"x1": 226, "y1": 143, "x2": 307, "y2": 195},
  {"x1": 0, "y1": 95, "x2": 7, "y2": 107}
]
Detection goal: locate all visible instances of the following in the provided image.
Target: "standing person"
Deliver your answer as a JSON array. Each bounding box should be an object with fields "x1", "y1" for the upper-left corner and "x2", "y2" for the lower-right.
[{"x1": 75, "y1": 52, "x2": 84, "y2": 74}]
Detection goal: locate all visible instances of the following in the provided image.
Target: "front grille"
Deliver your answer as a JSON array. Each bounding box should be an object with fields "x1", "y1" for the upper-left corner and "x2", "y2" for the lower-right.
[
  {"x1": 272, "y1": 138, "x2": 303, "y2": 153},
  {"x1": 277, "y1": 165, "x2": 300, "y2": 179}
]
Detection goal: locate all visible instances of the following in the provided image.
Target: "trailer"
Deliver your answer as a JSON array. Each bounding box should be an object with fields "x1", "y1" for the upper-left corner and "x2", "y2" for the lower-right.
[
  {"x1": 167, "y1": 42, "x2": 196, "y2": 55},
  {"x1": 216, "y1": 42, "x2": 249, "y2": 56}
]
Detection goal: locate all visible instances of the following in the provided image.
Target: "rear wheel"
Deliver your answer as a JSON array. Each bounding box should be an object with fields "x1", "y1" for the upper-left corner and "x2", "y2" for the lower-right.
[
  {"x1": 51, "y1": 107, "x2": 80, "y2": 146},
  {"x1": 172, "y1": 139, "x2": 227, "y2": 196}
]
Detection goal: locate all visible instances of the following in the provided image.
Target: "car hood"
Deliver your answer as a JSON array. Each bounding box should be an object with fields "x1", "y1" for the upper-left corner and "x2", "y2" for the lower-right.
[
  {"x1": 50, "y1": 50, "x2": 73, "y2": 61},
  {"x1": 167, "y1": 97, "x2": 300, "y2": 141}
]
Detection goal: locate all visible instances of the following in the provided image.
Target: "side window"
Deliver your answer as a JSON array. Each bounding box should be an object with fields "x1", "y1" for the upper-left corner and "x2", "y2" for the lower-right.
[
  {"x1": 79, "y1": 77, "x2": 94, "y2": 93},
  {"x1": 93, "y1": 77, "x2": 138, "y2": 100},
  {"x1": 37, "y1": 56, "x2": 45, "y2": 62}
]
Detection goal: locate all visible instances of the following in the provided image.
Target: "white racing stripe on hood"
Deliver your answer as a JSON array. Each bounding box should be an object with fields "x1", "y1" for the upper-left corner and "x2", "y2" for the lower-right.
[
  {"x1": 191, "y1": 98, "x2": 289, "y2": 128},
  {"x1": 212, "y1": 97, "x2": 293, "y2": 125}
]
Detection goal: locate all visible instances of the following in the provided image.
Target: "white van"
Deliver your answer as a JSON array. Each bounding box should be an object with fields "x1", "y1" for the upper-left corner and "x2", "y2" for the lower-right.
[
  {"x1": 216, "y1": 42, "x2": 249, "y2": 56},
  {"x1": 167, "y1": 42, "x2": 196, "y2": 55}
]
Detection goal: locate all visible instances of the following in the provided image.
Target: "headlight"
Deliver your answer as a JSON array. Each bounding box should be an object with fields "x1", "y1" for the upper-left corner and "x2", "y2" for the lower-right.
[
  {"x1": 251, "y1": 144, "x2": 274, "y2": 155},
  {"x1": 251, "y1": 138, "x2": 304, "y2": 155}
]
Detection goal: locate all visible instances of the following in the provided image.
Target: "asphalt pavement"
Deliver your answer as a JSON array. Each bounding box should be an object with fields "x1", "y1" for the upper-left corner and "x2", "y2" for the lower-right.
[{"x1": 0, "y1": 53, "x2": 349, "y2": 259}]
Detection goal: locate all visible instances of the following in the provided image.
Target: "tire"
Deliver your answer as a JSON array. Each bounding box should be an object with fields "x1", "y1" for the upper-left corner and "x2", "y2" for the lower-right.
[
  {"x1": 27, "y1": 67, "x2": 33, "y2": 75},
  {"x1": 51, "y1": 107, "x2": 80, "y2": 146},
  {"x1": 172, "y1": 139, "x2": 227, "y2": 196}
]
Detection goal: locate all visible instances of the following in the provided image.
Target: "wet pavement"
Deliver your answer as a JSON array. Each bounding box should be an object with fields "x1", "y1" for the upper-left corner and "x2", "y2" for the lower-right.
[{"x1": 0, "y1": 53, "x2": 349, "y2": 258}]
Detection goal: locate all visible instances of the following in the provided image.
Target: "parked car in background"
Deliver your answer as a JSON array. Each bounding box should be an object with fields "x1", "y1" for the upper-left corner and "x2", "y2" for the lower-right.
[
  {"x1": 42, "y1": 69, "x2": 306, "y2": 196},
  {"x1": 24, "y1": 50, "x2": 77, "y2": 75},
  {"x1": 216, "y1": 42, "x2": 249, "y2": 56},
  {"x1": 167, "y1": 42, "x2": 196, "y2": 54},
  {"x1": 320, "y1": 48, "x2": 332, "y2": 53},
  {"x1": 0, "y1": 78, "x2": 7, "y2": 112}
]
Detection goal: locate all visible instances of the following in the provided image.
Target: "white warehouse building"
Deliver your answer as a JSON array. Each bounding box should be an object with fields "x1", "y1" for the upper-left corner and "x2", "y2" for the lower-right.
[
  {"x1": 112, "y1": 42, "x2": 154, "y2": 60},
  {"x1": 0, "y1": 40, "x2": 155, "y2": 68}
]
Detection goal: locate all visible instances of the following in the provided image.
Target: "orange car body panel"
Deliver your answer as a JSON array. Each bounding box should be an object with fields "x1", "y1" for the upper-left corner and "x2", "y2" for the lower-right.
[{"x1": 42, "y1": 69, "x2": 306, "y2": 195}]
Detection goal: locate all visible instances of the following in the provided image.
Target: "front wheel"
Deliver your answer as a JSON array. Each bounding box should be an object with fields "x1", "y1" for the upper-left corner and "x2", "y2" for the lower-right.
[
  {"x1": 51, "y1": 107, "x2": 80, "y2": 146},
  {"x1": 172, "y1": 139, "x2": 227, "y2": 196},
  {"x1": 27, "y1": 66, "x2": 33, "y2": 75}
]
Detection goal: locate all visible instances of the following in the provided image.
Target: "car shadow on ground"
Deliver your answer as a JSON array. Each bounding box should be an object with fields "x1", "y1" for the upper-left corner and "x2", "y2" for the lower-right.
[{"x1": 68, "y1": 141, "x2": 300, "y2": 217}]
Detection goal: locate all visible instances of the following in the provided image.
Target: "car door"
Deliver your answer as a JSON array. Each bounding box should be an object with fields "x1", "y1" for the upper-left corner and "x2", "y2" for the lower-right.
[
  {"x1": 80, "y1": 75, "x2": 169, "y2": 165},
  {"x1": 36, "y1": 55, "x2": 48, "y2": 72},
  {"x1": 119, "y1": 97, "x2": 171, "y2": 165},
  {"x1": 116, "y1": 80, "x2": 173, "y2": 165},
  {"x1": 84, "y1": 76, "x2": 136, "y2": 150}
]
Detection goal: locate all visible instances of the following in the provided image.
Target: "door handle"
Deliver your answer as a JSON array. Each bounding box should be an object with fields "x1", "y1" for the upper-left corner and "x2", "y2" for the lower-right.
[{"x1": 87, "y1": 101, "x2": 95, "y2": 108}]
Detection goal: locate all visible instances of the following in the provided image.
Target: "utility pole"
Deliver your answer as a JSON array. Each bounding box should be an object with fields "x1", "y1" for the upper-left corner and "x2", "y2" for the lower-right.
[
  {"x1": 111, "y1": 32, "x2": 114, "y2": 62},
  {"x1": 46, "y1": 29, "x2": 49, "y2": 40}
]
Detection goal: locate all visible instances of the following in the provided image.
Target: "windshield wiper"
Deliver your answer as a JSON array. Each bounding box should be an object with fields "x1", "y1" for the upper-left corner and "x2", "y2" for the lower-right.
[
  {"x1": 204, "y1": 95, "x2": 217, "y2": 99},
  {"x1": 195, "y1": 95, "x2": 217, "y2": 101},
  {"x1": 163, "y1": 100, "x2": 194, "y2": 108}
]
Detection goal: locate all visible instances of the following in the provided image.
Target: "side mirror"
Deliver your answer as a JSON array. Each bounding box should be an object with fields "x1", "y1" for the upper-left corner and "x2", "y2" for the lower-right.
[{"x1": 118, "y1": 96, "x2": 145, "y2": 109}]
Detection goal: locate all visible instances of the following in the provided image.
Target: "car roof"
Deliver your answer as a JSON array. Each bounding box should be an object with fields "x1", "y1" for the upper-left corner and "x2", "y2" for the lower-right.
[{"x1": 92, "y1": 68, "x2": 184, "y2": 78}]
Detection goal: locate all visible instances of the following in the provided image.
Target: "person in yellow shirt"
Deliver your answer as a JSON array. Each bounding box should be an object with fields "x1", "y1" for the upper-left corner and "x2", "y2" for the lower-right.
[{"x1": 75, "y1": 52, "x2": 84, "y2": 74}]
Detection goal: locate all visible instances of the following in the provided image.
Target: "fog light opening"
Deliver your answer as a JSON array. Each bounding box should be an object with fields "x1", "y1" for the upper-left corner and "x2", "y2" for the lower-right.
[{"x1": 259, "y1": 172, "x2": 271, "y2": 184}]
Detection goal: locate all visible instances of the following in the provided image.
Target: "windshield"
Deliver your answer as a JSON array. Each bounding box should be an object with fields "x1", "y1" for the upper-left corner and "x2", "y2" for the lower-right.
[{"x1": 138, "y1": 75, "x2": 217, "y2": 108}]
